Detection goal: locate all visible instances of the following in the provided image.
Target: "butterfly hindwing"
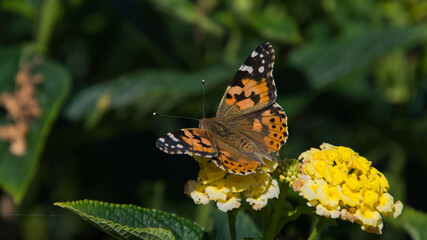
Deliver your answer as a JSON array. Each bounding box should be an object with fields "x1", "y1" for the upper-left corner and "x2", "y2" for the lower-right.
[
  {"x1": 156, "y1": 128, "x2": 218, "y2": 158},
  {"x1": 257, "y1": 103, "x2": 288, "y2": 154},
  {"x1": 212, "y1": 147, "x2": 260, "y2": 175},
  {"x1": 216, "y1": 42, "x2": 277, "y2": 120},
  {"x1": 229, "y1": 102, "x2": 288, "y2": 157}
]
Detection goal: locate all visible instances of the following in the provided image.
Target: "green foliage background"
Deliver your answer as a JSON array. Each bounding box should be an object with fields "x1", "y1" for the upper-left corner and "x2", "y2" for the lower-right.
[{"x1": 0, "y1": 0, "x2": 427, "y2": 239}]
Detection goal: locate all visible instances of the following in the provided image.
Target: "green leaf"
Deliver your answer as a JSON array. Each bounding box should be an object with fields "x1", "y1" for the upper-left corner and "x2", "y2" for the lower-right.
[
  {"x1": 249, "y1": 3, "x2": 301, "y2": 44},
  {"x1": 54, "y1": 200, "x2": 205, "y2": 240},
  {"x1": 289, "y1": 26, "x2": 427, "y2": 88},
  {"x1": 0, "y1": 0, "x2": 35, "y2": 19},
  {"x1": 64, "y1": 64, "x2": 234, "y2": 122},
  {"x1": 391, "y1": 206, "x2": 427, "y2": 240},
  {"x1": 147, "y1": 0, "x2": 224, "y2": 36},
  {"x1": 0, "y1": 46, "x2": 71, "y2": 204}
]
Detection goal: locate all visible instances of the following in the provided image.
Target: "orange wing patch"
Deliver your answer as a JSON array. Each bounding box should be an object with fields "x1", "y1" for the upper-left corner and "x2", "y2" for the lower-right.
[
  {"x1": 180, "y1": 129, "x2": 215, "y2": 154},
  {"x1": 252, "y1": 118, "x2": 263, "y2": 132},
  {"x1": 225, "y1": 78, "x2": 271, "y2": 110},
  {"x1": 263, "y1": 136, "x2": 282, "y2": 152}
]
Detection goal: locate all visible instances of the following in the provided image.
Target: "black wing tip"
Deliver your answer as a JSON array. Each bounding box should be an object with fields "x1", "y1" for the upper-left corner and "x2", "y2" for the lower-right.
[
  {"x1": 155, "y1": 138, "x2": 162, "y2": 147},
  {"x1": 252, "y1": 42, "x2": 275, "y2": 62},
  {"x1": 261, "y1": 42, "x2": 272, "y2": 47},
  {"x1": 155, "y1": 137, "x2": 165, "y2": 151},
  {"x1": 259, "y1": 42, "x2": 273, "y2": 51}
]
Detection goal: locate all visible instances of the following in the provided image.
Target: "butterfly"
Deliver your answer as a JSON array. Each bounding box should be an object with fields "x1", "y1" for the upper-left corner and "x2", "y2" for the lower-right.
[{"x1": 156, "y1": 42, "x2": 288, "y2": 175}]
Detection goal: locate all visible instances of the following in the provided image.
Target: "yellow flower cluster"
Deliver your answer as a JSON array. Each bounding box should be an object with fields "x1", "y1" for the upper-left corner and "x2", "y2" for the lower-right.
[
  {"x1": 184, "y1": 157, "x2": 280, "y2": 212},
  {"x1": 292, "y1": 143, "x2": 403, "y2": 234}
]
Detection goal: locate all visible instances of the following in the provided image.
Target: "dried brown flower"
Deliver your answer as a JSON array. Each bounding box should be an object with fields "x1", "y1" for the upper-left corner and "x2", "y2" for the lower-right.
[{"x1": 0, "y1": 63, "x2": 43, "y2": 156}]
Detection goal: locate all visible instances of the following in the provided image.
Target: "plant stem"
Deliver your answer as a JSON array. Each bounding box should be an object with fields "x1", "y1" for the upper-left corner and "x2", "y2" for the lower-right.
[
  {"x1": 195, "y1": 203, "x2": 212, "y2": 229},
  {"x1": 307, "y1": 218, "x2": 326, "y2": 240},
  {"x1": 227, "y1": 208, "x2": 239, "y2": 240},
  {"x1": 35, "y1": 0, "x2": 59, "y2": 54},
  {"x1": 264, "y1": 182, "x2": 290, "y2": 240}
]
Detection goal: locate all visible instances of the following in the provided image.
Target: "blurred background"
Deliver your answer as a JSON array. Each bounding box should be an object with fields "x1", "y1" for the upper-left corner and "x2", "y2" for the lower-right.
[{"x1": 0, "y1": 0, "x2": 427, "y2": 239}]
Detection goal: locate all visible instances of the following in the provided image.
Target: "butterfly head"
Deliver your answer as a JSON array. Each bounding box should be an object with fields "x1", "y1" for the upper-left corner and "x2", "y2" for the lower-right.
[{"x1": 199, "y1": 118, "x2": 228, "y2": 137}]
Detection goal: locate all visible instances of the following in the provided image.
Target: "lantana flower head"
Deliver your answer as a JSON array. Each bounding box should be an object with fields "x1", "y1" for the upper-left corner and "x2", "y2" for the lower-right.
[
  {"x1": 184, "y1": 156, "x2": 279, "y2": 212},
  {"x1": 292, "y1": 143, "x2": 403, "y2": 234}
]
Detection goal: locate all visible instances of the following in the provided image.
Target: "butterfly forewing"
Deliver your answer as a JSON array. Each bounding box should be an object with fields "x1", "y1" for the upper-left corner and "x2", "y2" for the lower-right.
[
  {"x1": 156, "y1": 128, "x2": 218, "y2": 158},
  {"x1": 216, "y1": 42, "x2": 277, "y2": 120}
]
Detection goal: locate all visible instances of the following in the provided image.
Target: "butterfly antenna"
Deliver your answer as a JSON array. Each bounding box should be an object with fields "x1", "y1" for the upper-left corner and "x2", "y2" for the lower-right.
[
  {"x1": 153, "y1": 112, "x2": 199, "y2": 122},
  {"x1": 202, "y1": 79, "x2": 206, "y2": 119}
]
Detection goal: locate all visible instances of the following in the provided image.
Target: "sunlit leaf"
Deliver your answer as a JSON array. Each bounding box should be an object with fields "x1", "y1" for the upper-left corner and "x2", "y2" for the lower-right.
[
  {"x1": 55, "y1": 200, "x2": 205, "y2": 240},
  {"x1": 0, "y1": 46, "x2": 71, "y2": 203}
]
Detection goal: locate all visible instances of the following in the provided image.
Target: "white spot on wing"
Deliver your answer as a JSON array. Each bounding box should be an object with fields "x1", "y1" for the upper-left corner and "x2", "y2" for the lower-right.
[
  {"x1": 251, "y1": 50, "x2": 258, "y2": 58},
  {"x1": 177, "y1": 144, "x2": 184, "y2": 149},
  {"x1": 260, "y1": 54, "x2": 264, "y2": 58},
  {"x1": 158, "y1": 138, "x2": 165, "y2": 143},
  {"x1": 239, "y1": 64, "x2": 253, "y2": 74},
  {"x1": 167, "y1": 133, "x2": 179, "y2": 142},
  {"x1": 258, "y1": 66, "x2": 265, "y2": 73}
]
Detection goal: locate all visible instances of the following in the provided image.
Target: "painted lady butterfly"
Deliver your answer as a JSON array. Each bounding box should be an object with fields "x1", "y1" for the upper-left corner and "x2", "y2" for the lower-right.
[{"x1": 156, "y1": 42, "x2": 288, "y2": 175}]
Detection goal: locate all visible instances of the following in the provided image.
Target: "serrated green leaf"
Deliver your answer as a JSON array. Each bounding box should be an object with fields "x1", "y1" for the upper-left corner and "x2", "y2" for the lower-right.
[
  {"x1": 54, "y1": 200, "x2": 205, "y2": 240},
  {"x1": 0, "y1": 46, "x2": 71, "y2": 204},
  {"x1": 64, "y1": 64, "x2": 234, "y2": 122},
  {"x1": 289, "y1": 26, "x2": 427, "y2": 88}
]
